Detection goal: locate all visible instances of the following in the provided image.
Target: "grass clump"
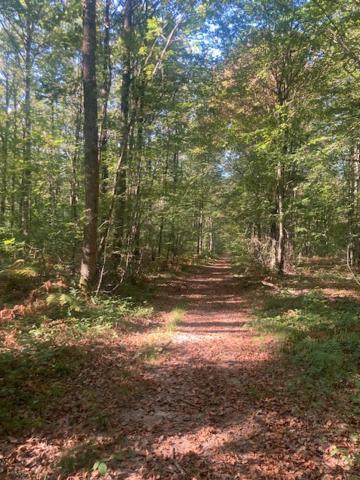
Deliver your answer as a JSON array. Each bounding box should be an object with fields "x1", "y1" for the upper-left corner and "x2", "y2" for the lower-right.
[
  {"x1": 255, "y1": 291, "x2": 360, "y2": 399},
  {"x1": 166, "y1": 307, "x2": 186, "y2": 332},
  {"x1": 58, "y1": 442, "x2": 102, "y2": 476},
  {"x1": 139, "y1": 305, "x2": 186, "y2": 362}
]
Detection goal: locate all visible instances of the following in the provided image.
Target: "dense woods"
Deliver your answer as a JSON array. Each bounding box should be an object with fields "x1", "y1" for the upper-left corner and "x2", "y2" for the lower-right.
[
  {"x1": 0, "y1": 1, "x2": 359, "y2": 479},
  {"x1": 0, "y1": 0, "x2": 358, "y2": 287}
]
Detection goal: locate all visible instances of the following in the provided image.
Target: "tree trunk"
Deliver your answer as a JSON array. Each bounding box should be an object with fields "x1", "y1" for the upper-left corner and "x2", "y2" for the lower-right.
[
  {"x1": 21, "y1": 18, "x2": 33, "y2": 237},
  {"x1": 112, "y1": 0, "x2": 133, "y2": 249},
  {"x1": 0, "y1": 72, "x2": 10, "y2": 223},
  {"x1": 270, "y1": 213, "x2": 277, "y2": 271},
  {"x1": 79, "y1": 0, "x2": 99, "y2": 291},
  {"x1": 209, "y1": 217, "x2": 213, "y2": 253},
  {"x1": 276, "y1": 161, "x2": 285, "y2": 274},
  {"x1": 71, "y1": 95, "x2": 82, "y2": 272},
  {"x1": 10, "y1": 86, "x2": 18, "y2": 230},
  {"x1": 131, "y1": 88, "x2": 145, "y2": 262},
  {"x1": 272, "y1": 70, "x2": 290, "y2": 275},
  {"x1": 347, "y1": 144, "x2": 360, "y2": 269},
  {"x1": 97, "y1": 0, "x2": 133, "y2": 274},
  {"x1": 99, "y1": 0, "x2": 112, "y2": 193}
]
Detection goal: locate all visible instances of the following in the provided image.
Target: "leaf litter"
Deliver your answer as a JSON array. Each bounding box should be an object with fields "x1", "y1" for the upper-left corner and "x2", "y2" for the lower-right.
[{"x1": 1, "y1": 260, "x2": 359, "y2": 479}]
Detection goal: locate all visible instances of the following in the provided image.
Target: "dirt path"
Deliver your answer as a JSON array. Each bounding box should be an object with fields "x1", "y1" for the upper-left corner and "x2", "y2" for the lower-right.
[
  {"x1": 2, "y1": 260, "x2": 355, "y2": 479},
  {"x1": 114, "y1": 260, "x2": 350, "y2": 479}
]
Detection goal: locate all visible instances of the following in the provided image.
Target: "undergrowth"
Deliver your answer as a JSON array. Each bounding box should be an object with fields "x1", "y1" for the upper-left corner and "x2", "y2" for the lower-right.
[
  {"x1": 0, "y1": 268, "x2": 154, "y2": 434},
  {"x1": 139, "y1": 306, "x2": 186, "y2": 361},
  {"x1": 255, "y1": 289, "x2": 360, "y2": 403}
]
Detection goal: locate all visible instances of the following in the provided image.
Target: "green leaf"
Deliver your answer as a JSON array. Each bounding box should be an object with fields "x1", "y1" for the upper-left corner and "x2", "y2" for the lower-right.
[
  {"x1": 98, "y1": 462, "x2": 107, "y2": 475},
  {"x1": 3, "y1": 238, "x2": 15, "y2": 246},
  {"x1": 93, "y1": 461, "x2": 107, "y2": 475}
]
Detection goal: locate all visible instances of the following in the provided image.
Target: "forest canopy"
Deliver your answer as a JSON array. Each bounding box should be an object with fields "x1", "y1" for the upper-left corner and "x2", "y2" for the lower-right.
[{"x1": 0, "y1": 0, "x2": 359, "y2": 287}]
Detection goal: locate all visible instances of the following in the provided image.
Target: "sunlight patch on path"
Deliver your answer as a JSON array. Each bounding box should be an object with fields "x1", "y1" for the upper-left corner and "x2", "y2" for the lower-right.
[{"x1": 171, "y1": 331, "x2": 215, "y2": 343}]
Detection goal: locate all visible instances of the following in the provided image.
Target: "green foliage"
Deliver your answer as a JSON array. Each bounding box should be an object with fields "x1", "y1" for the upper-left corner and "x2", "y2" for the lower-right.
[
  {"x1": 0, "y1": 264, "x2": 38, "y2": 279},
  {"x1": 212, "y1": 0, "x2": 359, "y2": 268},
  {"x1": 58, "y1": 443, "x2": 102, "y2": 476},
  {"x1": 256, "y1": 290, "x2": 360, "y2": 398},
  {"x1": 29, "y1": 292, "x2": 154, "y2": 341},
  {"x1": 93, "y1": 460, "x2": 108, "y2": 476},
  {"x1": 46, "y1": 292, "x2": 84, "y2": 315},
  {"x1": 0, "y1": 282, "x2": 154, "y2": 434},
  {"x1": 0, "y1": 344, "x2": 81, "y2": 433},
  {"x1": 0, "y1": 262, "x2": 40, "y2": 303},
  {"x1": 167, "y1": 307, "x2": 186, "y2": 331},
  {"x1": 139, "y1": 304, "x2": 186, "y2": 361},
  {"x1": 228, "y1": 233, "x2": 271, "y2": 273}
]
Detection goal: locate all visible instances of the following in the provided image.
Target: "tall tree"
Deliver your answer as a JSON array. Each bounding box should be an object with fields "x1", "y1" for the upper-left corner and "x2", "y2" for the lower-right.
[{"x1": 79, "y1": 0, "x2": 99, "y2": 291}]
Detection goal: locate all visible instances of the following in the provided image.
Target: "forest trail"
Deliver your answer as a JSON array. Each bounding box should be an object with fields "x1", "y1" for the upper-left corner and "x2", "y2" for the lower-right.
[
  {"x1": 117, "y1": 260, "x2": 341, "y2": 479},
  {"x1": 1, "y1": 260, "x2": 357, "y2": 479}
]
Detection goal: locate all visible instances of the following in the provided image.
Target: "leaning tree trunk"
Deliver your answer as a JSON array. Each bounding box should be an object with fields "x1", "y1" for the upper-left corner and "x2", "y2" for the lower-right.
[{"x1": 79, "y1": 0, "x2": 99, "y2": 291}]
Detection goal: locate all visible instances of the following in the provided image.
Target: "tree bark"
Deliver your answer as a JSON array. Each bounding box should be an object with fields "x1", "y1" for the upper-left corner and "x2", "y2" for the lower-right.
[
  {"x1": 10, "y1": 86, "x2": 18, "y2": 230},
  {"x1": 99, "y1": 0, "x2": 112, "y2": 193},
  {"x1": 70, "y1": 94, "x2": 82, "y2": 272},
  {"x1": 79, "y1": 0, "x2": 99, "y2": 291},
  {"x1": 97, "y1": 0, "x2": 133, "y2": 286},
  {"x1": 21, "y1": 17, "x2": 33, "y2": 237},
  {"x1": 347, "y1": 144, "x2": 360, "y2": 269},
  {"x1": 0, "y1": 71, "x2": 10, "y2": 223},
  {"x1": 273, "y1": 70, "x2": 289, "y2": 275},
  {"x1": 276, "y1": 161, "x2": 285, "y2": 274},
  {"x1": 113, "y1": 0, "x2": 133, "y2": 248}
]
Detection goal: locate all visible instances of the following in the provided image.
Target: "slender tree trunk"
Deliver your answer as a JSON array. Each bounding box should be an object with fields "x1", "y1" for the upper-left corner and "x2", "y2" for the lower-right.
[
  {"x1": 113, "y1": 0, "x2": 133, "y2": 248},
  {"x1": 270, "y1": 212, "x2": 277, "y2": 271},
  {"x1": 158, "y1": 219, "x2": 164, "y2": 257},
  {"x1": 157, "y1": 132, "x2": 171, "y2": 257},
  {"x1": 79, "y1": 0, "x2": 99, "y2": 291},
  {"x1": 209, "y1": 217, "x2": 213, "y2": 253},
  {"x1": 1, "y1": 72, "x2": 10, "y2": 223},
  {"x1": 99, "y1": 0, "x2": 112, "y2": 193},
  {"x1": 273, "y1": 74, "x2": 289, "y2": 275},
  {"x1": 197, "y1": 204, "x2": 203, "y2": 255},
  {"x1": 49, "y1": 101, "x2": 57, "y2": 225},
  {"x1": 131, "y1": 88, "x2": 145, "y2": 262},
  {"x1": 97, "y1": 0, "x2": 133, "y2": 274},
  {"x1": 10, "y1": 86, "x2": 18, "y2": 230},
  {"x1": 70, "y1": 95, "x2": 82, "y2": 271},
  {"x1": 276, "y1": 161, "x2": 285, "y2": 274},
  {"x1": 71, "y1": 100, "x2": 82, "y2": 224},
  {"x1": 347, "y1": 144, "x2": 360, "y2": 269},
  {"x1": 21, "y1": 18, "x2": 33, "y2": 237}
]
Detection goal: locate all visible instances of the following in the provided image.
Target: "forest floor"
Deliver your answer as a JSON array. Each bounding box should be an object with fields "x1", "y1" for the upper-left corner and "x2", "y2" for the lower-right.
[{"x1": 0, "y1": 259, "x2": 359, "y2": 479}]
